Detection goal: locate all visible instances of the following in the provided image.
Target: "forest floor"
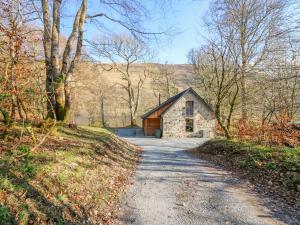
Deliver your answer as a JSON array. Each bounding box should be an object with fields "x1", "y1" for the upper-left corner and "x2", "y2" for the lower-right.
[
  {"x1": 0, "y1": 125, "x2": 141, "y2": 225},
  {"x1": 117, "y1": 138, "x2": 299, "y2": 225}
]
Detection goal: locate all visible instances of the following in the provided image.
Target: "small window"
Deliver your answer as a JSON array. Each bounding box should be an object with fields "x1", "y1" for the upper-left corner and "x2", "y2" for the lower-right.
[
  {"x1": 186, "y1": 101, "x2": 194, "y2": 116},
  {"x1": 186, "y1": 119, "x2": 194, "y2": 132}
]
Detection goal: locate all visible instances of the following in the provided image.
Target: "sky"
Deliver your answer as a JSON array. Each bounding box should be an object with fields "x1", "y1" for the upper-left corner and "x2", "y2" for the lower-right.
[
  {"x1": 153, "y1": 0, "x2": 210, "y2": 64},
  {"x1": 61, "y1": 0, "x2": 211, "y2": 64}
]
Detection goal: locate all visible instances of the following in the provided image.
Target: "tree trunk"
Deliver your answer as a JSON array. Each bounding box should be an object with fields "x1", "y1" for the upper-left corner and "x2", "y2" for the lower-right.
[
  {"x1": 10, "y1": 98, "x2": 16, "y2": 121},
  {"x1": 62, "y1": 0, "x2": 86, "y2": 121},
  {"x1": 51, "y1": 0, "x2": 64, "y2": 120},
  {"x1": 240, "y1": 71, "x2": 247, "y2": 120},
  {"x1": 17, "y1": 96, "x2": 28, "y2": 120},
  {"x1": 226, "y1": 79, "x2": 239, "y2": 134},
  {"x1": 41, "y1": 0, "x2": 86, "y2": 121},
  {"x1": 215, "y1": 103, "x2": 231, "y2": 139},
  {"x1": 45, "y1": 73, "x2": 55, "y2": 118},
  {"x1": 240, "y1": 2, "x2": 248, "y2": 121},
  {"x1": 16, "y1": 97, "x2": 24, "y2": 120},
  {"x1": 63, "y1": 80, "x2": 72, "y2": 122},
  {"x1": 54, "y1": 81, "x2": 65, "y2": 121},
  {"x1": 41, "y1": 0, "x2": 55, "y2": 118},
  {"x1": 129, "y1": 99, "x2": 137, "y2": 126},
  {"x1": 131, "y1": 111, "x2": 137, "y2": 126},
  {"x1": 100, "y1": 94, "x2": 105, "y2": 127}
]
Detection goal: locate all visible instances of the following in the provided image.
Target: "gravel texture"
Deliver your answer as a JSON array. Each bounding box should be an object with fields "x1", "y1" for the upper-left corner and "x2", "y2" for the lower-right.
[{"x1": 116, "y1": 138, "x2": 299, "y2": 225}]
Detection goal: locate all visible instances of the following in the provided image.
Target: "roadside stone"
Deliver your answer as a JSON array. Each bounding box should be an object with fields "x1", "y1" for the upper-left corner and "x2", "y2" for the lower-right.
[
  {"x1": 51, "y1": 172, "x2": 57, "y2": 177},
  {"x1": 176, "y1": 202, "x2": 186, "y2": 207},
  {"x1": 268, "y1": 181, "x2": 273, "y2": 186},
  {"x1": 297, "y1": 185, "x2": 300, "y2": 192},
  {"x1": 69, "y1": 162, "x2": 78, "y2": 170}
]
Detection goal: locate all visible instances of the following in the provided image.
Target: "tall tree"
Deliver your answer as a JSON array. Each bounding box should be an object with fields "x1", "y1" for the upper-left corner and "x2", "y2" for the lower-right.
[
  {"x1": 208, "y1": 0, "x2": 288, "y2": 121},
  {"x1": 188, "y1": 34, "x2": 240, "y2": 139},
  {"x1": 39, "y1": 0, "x2": 161, "y2": 121},
  {"x1": 40, "y1": 0, "x2": 87, "y2": 121},
  {"x1": 256, "y1": 38, "x2": 300, "y2": 124},
  {"x1": 0, "y1": 0, "x2": 40, "y2": 122},
  {"x1": 89, "y1": 34, "x2": 151, "y2": 126},
  {"x1": 151, "y1": 62, "x2": 178, "y2": 103}
]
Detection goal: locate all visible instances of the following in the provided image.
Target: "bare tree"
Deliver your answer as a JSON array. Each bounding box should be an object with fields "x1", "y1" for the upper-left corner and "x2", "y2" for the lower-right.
[
  {"x1": 0, "y1": 0, "x2": 41, "y2": 122},
  {"x1": 38, "y1": 0, "x2": 165, "y2": 121},
  {"x1": 39, "y1": 0, "x2": 87, "y2": 121},
  {"x1": 189, "y1": 0, "x2": 299, "y2": 140},
  {"x1": 256, "y1": 39, "x2": 300, "y2": 124},
  {"x1": 89, "y1": 34, "x2": 151, "y2": 126},
  {"x1": 87, "y1": 65, "x2": 110, "y2": 127},
  {"x1": 189, "y1": 37, "x2": 239, "y2": 139},
  {"x1": 208, "y1": 0, "x2": 289, "y2": 121},
  {"x1": 151, "y1": 62, "x2": 178, "y2": 103}
]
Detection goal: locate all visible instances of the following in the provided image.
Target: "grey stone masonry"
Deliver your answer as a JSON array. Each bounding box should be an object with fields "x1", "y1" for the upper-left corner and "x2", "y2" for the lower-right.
[{"x1": 162, "y1": 91, "x2": 215, "y2": 138}]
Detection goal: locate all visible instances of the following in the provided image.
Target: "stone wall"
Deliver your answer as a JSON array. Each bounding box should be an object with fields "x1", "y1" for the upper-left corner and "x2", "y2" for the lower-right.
[{"x1": 162, "y1": 91, "x2": 215, "y2": 138}]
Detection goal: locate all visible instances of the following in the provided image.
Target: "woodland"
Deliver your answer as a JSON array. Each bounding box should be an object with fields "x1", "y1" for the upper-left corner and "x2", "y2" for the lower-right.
[{"x1": 0, "y1": 0, "x2": 299, "y2": 223}]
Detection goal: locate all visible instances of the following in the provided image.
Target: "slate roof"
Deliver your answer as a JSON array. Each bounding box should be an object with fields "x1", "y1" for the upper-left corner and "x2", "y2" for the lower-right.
[{"x1": 141, "y1": 87, "x2": 214, "y2": 119}]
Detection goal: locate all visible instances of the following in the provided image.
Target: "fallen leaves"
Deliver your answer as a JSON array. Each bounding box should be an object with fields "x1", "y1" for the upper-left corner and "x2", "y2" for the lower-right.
[{"x1": 0, "y1": 126, "x2": 141, "y2": 225}]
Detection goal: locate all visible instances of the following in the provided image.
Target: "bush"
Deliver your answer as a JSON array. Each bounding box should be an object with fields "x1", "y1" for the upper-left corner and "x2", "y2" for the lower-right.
[{"x1": 231, "y1": 116, "x2": 300, "y2": 148}]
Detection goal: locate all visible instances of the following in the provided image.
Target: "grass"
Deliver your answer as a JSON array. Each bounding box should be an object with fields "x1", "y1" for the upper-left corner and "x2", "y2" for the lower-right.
[
  {"x1": 204, "y1": 139, "x2": 300, "y2": 172},
  {"x1": 0, "y1": 125, "x2": 140, "y2": 224},
  {"x1": 192, "y1": 138, "x2": 300, "y2": 209}
]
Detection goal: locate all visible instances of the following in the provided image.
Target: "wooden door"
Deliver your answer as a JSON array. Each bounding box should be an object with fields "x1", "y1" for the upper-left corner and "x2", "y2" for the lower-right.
[{"x1": 144, "y1": 118, "x2": 161, "y2": 136}]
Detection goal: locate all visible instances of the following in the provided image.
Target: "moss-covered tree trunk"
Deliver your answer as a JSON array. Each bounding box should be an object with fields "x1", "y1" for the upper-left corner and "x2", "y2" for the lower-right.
[
  {"x1": 54, "y1": 81, "x2": 66, "y2": 121},
  {"x1": 41, "y1": 0, "x2": 86, "y2": 121}
]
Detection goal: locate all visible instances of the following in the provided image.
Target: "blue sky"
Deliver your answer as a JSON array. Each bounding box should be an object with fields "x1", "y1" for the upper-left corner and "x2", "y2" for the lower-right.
[
  {"x1": 152, "y1": 0, "x2": 210, "y2": 64},
  {"x1": 61, "y1": 0, "x2": 211, "y2": 64}
]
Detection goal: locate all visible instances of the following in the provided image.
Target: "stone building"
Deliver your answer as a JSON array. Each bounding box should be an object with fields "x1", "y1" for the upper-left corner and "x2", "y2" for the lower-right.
[{"x1": 141, "y1": 87, "x2": 216, "y2": 138}]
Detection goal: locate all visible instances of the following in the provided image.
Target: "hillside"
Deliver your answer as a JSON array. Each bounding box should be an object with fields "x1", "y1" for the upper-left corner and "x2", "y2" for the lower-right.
[
  {"x1": 0, "y1": 126, "x2": 141, "y2": 224},
  {"x1": 72, "y1": 63, "x2": 194, "y2": 127}
]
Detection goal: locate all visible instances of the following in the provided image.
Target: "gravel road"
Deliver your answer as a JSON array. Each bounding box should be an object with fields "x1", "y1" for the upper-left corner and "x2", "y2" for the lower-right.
[{"x1": 116, "y1": 138, "x2": 299, "y2": 225}]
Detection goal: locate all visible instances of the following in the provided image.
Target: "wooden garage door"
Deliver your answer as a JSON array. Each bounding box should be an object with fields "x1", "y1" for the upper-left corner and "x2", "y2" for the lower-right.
[{"x1": 144, "y1": 118, "x2": 160, "y2": 136}]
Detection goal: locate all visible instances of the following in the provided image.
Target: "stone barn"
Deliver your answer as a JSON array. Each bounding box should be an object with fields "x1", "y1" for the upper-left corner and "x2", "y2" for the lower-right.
[{"x1": 141, "y1": 87, "x2": 216, "y2": 138}]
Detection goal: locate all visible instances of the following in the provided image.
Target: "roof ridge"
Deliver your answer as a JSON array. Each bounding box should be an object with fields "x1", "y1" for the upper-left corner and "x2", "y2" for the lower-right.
[
  {"x1": 141, "y1": 87, "x2": 214, "y2": 119},
  {"x1": 141, "y1": 88, "x2": 190, "y2": 119}
]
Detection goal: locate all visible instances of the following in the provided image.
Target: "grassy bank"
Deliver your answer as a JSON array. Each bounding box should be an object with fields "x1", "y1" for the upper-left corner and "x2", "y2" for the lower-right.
[
  {"x1": 191, "y1": 139, "x2": 300, "y2": 210},
  {"x1": 0, "y1": 126, "x2": 141, "y2": 225}
]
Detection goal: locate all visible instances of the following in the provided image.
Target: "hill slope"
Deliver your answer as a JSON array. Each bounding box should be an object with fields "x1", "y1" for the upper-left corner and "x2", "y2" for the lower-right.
[
  {"x1": 0, "y1": 126, "x2": 141, "y2": 224},
  {"x1": 72, "y1": 63, "x2": 194, "y2": 127}
]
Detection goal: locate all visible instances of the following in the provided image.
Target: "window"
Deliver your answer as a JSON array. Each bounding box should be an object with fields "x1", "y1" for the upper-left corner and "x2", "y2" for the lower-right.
[
  {"x1": 186, "y1": 119, "x2": 194, "y2": 132},
  {"x1": 186, "y1": 101, "x2": 194, "y2": 116}
]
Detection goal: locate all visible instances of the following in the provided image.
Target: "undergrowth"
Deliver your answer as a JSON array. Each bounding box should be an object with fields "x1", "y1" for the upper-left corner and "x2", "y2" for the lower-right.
[
  {"x1": 0, "y1": 125, "x2": 140, "y2": 224},
  {"x1": 192, "y1": 138, "x2": 300, "y2": 210},
  {"x1": 205, "y1": 139, "x2": 299, "y2": 170}
]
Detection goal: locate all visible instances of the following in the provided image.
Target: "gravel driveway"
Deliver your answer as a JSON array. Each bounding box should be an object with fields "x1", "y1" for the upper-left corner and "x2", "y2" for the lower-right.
[{"x1": 116, "y1": 138, "x2": 298, "y2": 225}]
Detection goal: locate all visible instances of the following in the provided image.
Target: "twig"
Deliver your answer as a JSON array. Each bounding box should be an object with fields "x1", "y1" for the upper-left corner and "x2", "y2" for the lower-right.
[{"x1": 31, "y1": 120, "x2": 56, "y2": 152}]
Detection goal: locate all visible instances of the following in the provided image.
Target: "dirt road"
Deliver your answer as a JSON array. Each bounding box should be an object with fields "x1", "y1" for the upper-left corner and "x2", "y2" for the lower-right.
[{"x1": 117, "y1": 138, "x2": 298, "y2": 225}]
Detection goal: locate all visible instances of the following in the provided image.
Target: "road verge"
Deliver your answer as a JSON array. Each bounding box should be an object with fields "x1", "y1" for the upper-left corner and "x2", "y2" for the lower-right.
[{"x1": 190, "y1": 139, "x2": 300, "y2": 217}]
